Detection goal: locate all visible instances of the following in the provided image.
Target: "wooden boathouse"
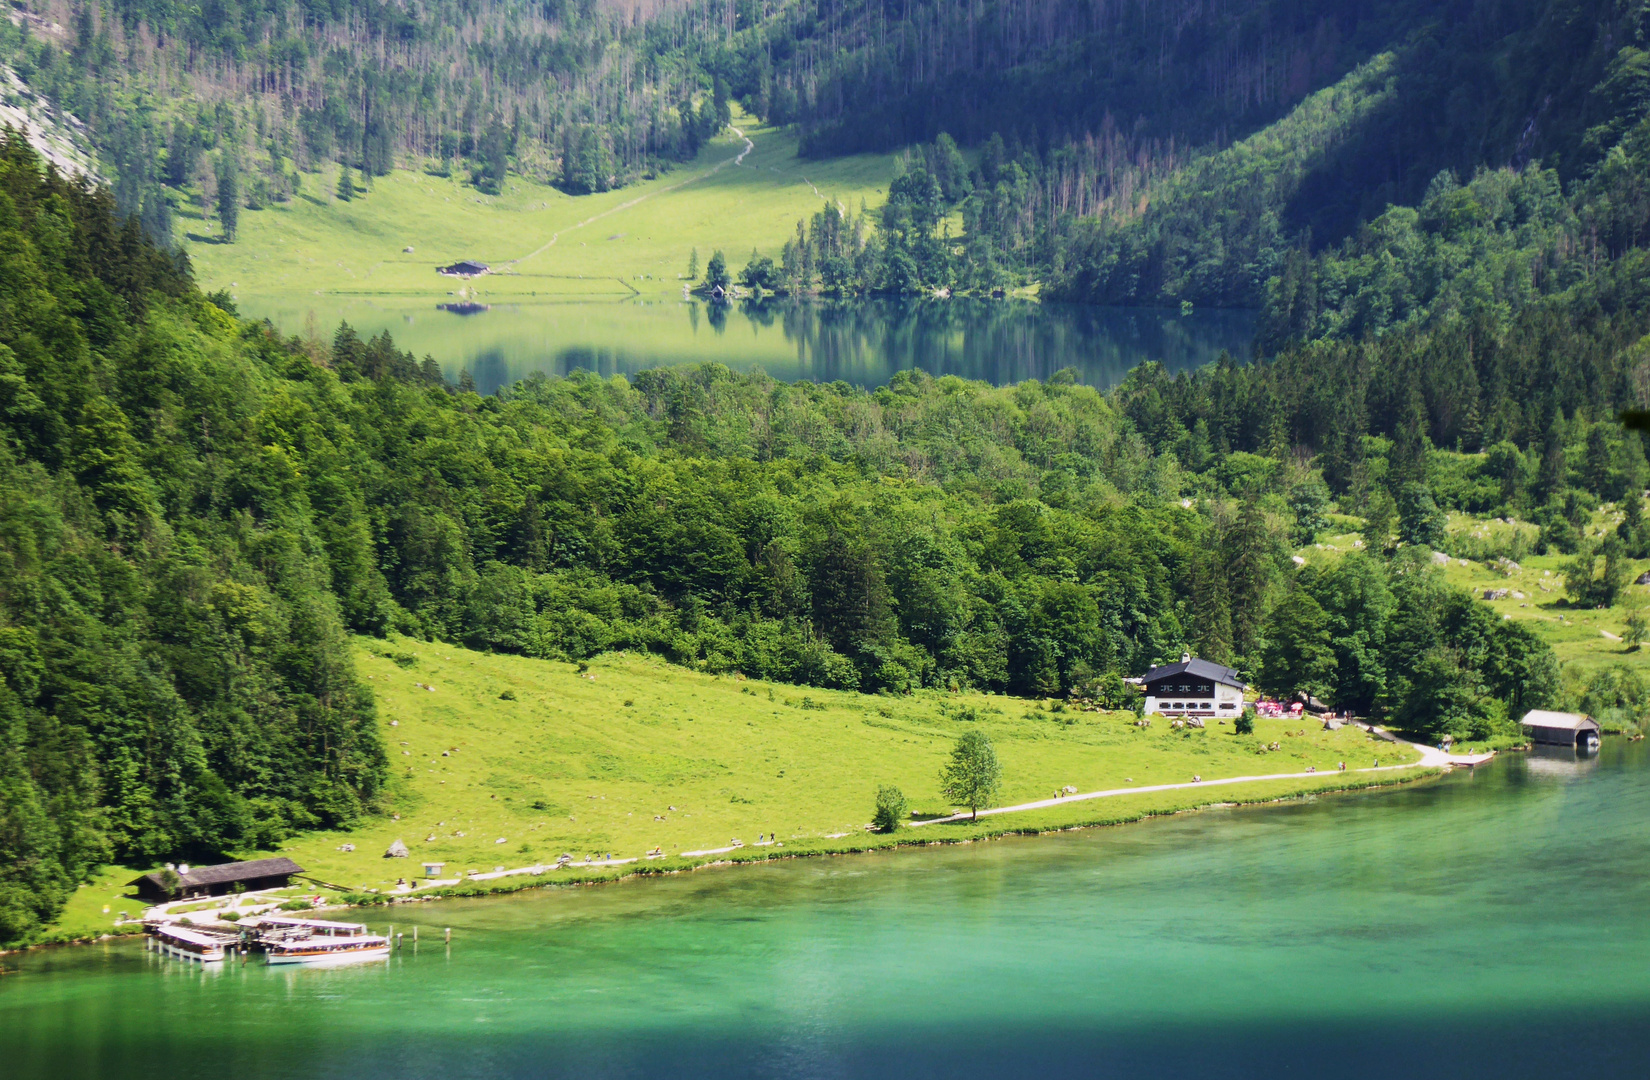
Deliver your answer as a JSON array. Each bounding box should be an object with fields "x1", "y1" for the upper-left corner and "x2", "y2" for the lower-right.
[
  {"x1": 1520, "y1": 710, "x2": 1601, "y2": 750},
  {"x1": 130, "y1": 857, "x2": 305, "y2": 902}
]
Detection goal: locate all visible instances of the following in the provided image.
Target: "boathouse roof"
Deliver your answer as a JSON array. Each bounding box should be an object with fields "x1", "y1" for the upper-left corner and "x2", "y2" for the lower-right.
[
  {"x1": 1520, "y1": 710, "x2": 1599, "y2": 731},
  {"x1": 1141, "y1": 656, "x2": 1246, "y2": 689},
  {"x1": 130, "y1": 856, "x2": 304, "y2": 892}
]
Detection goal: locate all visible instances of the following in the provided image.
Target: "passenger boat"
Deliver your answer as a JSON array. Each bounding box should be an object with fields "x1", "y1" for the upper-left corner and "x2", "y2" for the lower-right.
[
  {"x1": 153, "y1": 924, "x2": 232, "y2": 962},
  {"x1": 264, "y1": 933, "x2": 390, "y2": 965},
  {"x1": 250, "y1": 915, "x2": 390, "y2": 965}
]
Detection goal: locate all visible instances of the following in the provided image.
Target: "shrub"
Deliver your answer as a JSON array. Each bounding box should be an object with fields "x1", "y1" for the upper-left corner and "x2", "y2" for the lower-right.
[
  {"x1": 872, "y1": 785, "x2": 908, "y2": 832},
  {"x1": 1235, "y1": 709, "x2": 1255, "y2": 735},
  {"x1": 279, "y1": 898, "x2": 314, "y2": 911},
  {"x1": 340, "y1": 891, "x2": 388, "y2": 906},
  {"x1": 498, "y1": 689, "x2": 517, "y2": 700},
  {"x1": 218, "y1": 910, "x2": 242, "y2": 922}
]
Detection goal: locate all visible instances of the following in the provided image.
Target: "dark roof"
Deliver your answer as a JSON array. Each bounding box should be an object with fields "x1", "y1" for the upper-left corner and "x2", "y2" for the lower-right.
[
  {"x1": 130, "y1": 857, "x2": 304, "y2": 889},
  {"x1": 1142, "y1": 657, "x2": 1246, "y2": 689},
  {"x1": 438, "y1": 260, "x2": 489, "y2": 275}
]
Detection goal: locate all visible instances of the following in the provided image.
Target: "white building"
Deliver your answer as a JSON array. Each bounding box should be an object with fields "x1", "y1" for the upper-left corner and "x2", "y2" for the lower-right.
[{"x1": 1142, "y1": 654, "x2": 1246, "y2": 717}]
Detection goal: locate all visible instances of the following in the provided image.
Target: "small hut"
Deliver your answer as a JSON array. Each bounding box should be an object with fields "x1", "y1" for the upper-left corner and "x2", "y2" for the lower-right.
[
  {"x1": 437, "y1": 260, "x2": 489, "y2": 278},
  {"x1": 130, "y1": 857, "x2": 304, "y2": 902},
  {"x1": 384, "y1": 838, "x2": 410, "y2": 858},
  {"x1": 1520, "y1": 710, "x2": 1601, "y2": 749}
]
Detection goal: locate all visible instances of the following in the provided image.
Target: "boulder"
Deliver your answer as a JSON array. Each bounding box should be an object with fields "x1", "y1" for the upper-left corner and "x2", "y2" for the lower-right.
[
  {"x1": 385, "y1": 838, "x2": 410, "y2": 858},
  {"x1": 1482, "y1": 588, "x2": 1509, "y2": 601}
]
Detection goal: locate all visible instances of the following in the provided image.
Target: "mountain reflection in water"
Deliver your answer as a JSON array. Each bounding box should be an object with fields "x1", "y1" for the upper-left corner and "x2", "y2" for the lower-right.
[{"x1": 238, "y1": 293, "x2": 1257, "y2": 394}]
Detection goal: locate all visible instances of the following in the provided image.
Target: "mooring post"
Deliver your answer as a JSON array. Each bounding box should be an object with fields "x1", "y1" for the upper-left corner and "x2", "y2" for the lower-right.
[
  {"x1": 444, "y1": 926, "x2": 451, "y2": 944},
  {"x1": 412, "y1": 925, "x2": 418, "y2": 942}
]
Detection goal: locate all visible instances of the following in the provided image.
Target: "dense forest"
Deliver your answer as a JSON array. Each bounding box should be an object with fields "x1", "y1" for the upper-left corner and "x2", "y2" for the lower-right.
[
  {"x1": 9, "y1": 0, "x2": 1650, "y2": 947},
  {"x1": 5, "y1": 117, "x2": 1626, "y2": 945}
]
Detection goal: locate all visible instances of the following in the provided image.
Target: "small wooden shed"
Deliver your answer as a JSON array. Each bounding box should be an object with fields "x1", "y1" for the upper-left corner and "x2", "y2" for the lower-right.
[
  {"x1": 130, "y1": 857, "x2": 304, "y2": 902},
  {"x1": 1520, "y1": 710, "x2": 1601, "y2": 749}
]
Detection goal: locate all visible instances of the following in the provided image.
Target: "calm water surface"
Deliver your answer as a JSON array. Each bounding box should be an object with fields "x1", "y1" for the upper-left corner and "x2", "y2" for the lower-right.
[
  {"x1": 5, "y1": 742, "x2": 1648, "y2": 1079},
  {"x1": 239, "y1": 293, "x2": 1257, "y2": 393}
]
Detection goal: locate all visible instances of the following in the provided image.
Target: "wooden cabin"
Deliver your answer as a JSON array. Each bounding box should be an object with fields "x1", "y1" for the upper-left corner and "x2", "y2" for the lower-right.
[
  {"x1": 437, "y1": 260, "x2": 490, "y2": 277},
  {"x1": 130, "y1": 857, "x2": 304, "y2": 902},
  {"x1": 1520, "y1": 710, "x2": 1601, "y2": 750}
]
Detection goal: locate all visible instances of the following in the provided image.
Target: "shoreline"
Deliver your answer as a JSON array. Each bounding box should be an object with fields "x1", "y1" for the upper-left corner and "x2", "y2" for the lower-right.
[{"x1": 4, "y1": 761, "x2": 1445, "y2": 957}]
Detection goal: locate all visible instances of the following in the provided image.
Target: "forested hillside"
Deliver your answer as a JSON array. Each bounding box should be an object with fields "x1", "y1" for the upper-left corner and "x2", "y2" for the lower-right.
[
  {"x1": 1, "y1": 120, "x2": 1601, "y2": 945},
  {"x1": 699, "y1": 0, "x2": 1650, "y2": 343},
  {"x1": 0, "y1": 132, "x2": 382, "y2": 944},
  {"x1": 720, "y1": 0, "x2": 1414, "y2": 155},
  {"x1": 1054, "y1": 0, "x2": 1650, "y2": 313},
  {"x1": 12, "y1": 0, "x2": 1650, "y2": 949},
  {"x1": 0, "y1": 0, "x2": 735, "y2": 242}
]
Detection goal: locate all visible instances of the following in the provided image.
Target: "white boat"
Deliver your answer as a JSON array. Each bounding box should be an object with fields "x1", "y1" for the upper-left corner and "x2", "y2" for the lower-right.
[
  {"x1": 153, "y1": 924, "x2": 231, "y2": 962},
  {"x1": 250, "y1": 915, "x2": 390, "y2": 964},
  {"x1": 264, "y1": 933, "x2": 390, "y2": 965}
]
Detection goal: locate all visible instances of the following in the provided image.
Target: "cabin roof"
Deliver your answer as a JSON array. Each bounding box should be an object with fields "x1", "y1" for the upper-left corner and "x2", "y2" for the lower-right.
[
  {"x1": 1142, "y1": 657, "x2": 1246, "y2": 689},
  {"x1": 1520, "y1": 709, "x2": 1599, "y2": 731},
  {"x1": 130, "y1": 856, "x2": 303, "y2": 890}
]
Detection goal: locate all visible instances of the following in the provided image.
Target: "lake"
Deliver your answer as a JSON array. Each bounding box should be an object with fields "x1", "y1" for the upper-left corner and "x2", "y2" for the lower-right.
[
  {"x1": 237, "y1": 293, "x2": 1258, "y2": 394},
  {"x1": 5, "y1": 741, "x2": 1649, "y2": 1079}
]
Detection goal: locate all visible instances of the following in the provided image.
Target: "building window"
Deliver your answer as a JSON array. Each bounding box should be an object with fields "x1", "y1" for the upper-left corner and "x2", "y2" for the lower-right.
[
  {"x1": 1221, "y1": 703, "x2": 1236, "y2": 709},
  {"x1": 1173, "y1": 702, "x2": 1184, "y2": 709}
]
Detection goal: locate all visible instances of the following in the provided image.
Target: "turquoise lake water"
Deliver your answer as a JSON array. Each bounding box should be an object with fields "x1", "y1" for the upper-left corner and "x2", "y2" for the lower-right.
[{"x1": 4, "y1": 741, "x2": 1648, "y2": 1079}]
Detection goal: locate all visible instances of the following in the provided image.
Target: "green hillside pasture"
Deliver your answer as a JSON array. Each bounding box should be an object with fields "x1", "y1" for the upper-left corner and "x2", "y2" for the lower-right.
[
  {"x1": 186, "y1": 113, "x2": 896, "y2": 304},
  {"x1": 1301, "y1": 513, "x2": 1650, "y2": 693},
  {"x1": 50, "y1": 639, "x2": 1418, "y2": 942}
]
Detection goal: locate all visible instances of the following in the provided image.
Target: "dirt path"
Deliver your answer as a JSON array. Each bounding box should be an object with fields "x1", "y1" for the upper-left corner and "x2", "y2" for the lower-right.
[
  {"x1": 501, "y1": 127, "x2": 755, "y2": 271},
  {"x1": 799, "y1": 175, "x2": 847, "y2": 215},
  {"x1": 907, "y1": 730, "x2": 1493, "y2": 828},
  {"x1": 907, "y1": 759, "x2": 1431, "y2": 827}
]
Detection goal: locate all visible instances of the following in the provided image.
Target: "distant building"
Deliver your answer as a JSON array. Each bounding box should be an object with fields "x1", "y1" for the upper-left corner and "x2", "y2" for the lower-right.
[
  {"x1": 1142, "y1": 654, "x2": 1246, "y2": 717},
  {"x1": 1521, "y1": 710, "x2": 1601, "y2": 750},
  {"x1": 437, "y1": 260, "x2": 490, "y2": 277},
  {"x1": 130, "y1": 857, "x2": 304, "y2": 902}
]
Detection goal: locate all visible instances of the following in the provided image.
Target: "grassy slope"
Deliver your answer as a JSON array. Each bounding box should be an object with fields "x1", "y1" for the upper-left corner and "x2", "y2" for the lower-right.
[
  {"x1": 1305, "y1": 509, "x2": 1650, "y2": 703},
  {"x1": 186, "y1": 111, "x2": 896, "y2": 304},
  {"x1": 52, "y1": 637, "x2": 1419, "y2": 942}
]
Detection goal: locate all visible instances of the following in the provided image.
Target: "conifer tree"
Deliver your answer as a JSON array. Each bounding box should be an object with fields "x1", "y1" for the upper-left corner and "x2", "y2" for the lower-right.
[
  {"x1": 214, "y1": 155, "x2": 238, "y2": 241},
  {"x1": 337, "y1": 163, "x2": 354, "y2": 202}
]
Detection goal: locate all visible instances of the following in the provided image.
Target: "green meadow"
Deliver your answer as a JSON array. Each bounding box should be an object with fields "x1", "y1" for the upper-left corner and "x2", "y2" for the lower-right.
[
  {"x1": 53, "y1": 637, "x2": 1420, "y2": 940},
  {"x1": 186, "y1": 112, "x2": 898, "y2": 305},
  {"x1": 1304, "y1": 509, "x2": 1650, "y2": 692}
]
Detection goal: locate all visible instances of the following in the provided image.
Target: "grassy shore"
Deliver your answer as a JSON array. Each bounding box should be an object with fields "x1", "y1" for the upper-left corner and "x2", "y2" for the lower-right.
[
  {"x1": 185, "y1": 111, "x2": 896, "y2": 305},
  {"x1": 48, "y1": 638, "x2": 1425, "y2": 943}
]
